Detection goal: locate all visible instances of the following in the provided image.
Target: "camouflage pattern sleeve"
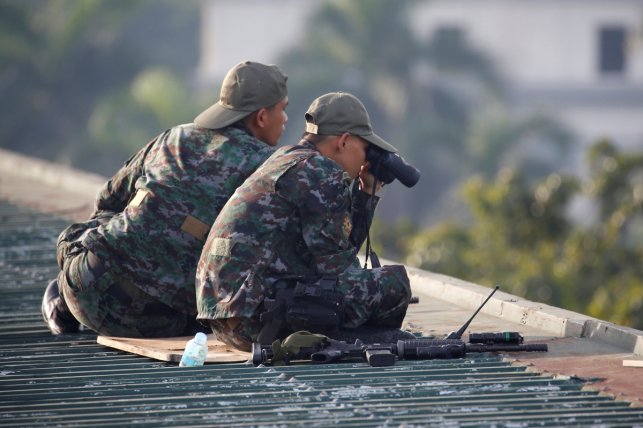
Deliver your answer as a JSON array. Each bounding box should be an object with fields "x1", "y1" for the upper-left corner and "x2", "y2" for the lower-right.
[
  {"x1": 82, "y1": 124, "x2": 275, "y2": 315},
  {"x1": 280, "y1": 155, "x2": 358, "y2": 275},
  {"x1": 91, "y1": 135, "x2": 159, "y2": 218}
]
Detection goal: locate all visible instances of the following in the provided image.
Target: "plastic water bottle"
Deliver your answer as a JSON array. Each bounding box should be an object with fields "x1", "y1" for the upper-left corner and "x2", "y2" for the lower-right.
[{"x1": 179, "y1": 332, "x2": 208, "y2": 367}]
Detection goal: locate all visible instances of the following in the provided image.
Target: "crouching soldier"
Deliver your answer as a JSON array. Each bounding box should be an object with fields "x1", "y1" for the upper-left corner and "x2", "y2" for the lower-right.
[
  {"x1": 42, "y1": 61, "x2": 289, "y2": 337},
  {"x1": 196, "y1": 92, "x2": 413, "y2": 351}
]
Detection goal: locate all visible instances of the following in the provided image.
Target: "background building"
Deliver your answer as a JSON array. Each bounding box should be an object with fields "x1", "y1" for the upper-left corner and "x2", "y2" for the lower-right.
[
  {"x1": 199, "y1": 0, "x2": 643, "y2": 168},
  {"x1": 410, "y1": 0, "x2": 643, "y2": 162}
]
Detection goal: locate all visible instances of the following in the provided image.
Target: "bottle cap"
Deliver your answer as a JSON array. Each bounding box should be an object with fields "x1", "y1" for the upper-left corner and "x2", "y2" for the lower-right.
[{"x1": 194, "y1": 332, "x2": 207, "y2": 345}]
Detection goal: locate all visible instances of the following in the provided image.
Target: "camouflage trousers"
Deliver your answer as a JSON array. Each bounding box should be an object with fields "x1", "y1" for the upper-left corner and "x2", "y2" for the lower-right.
[
  {"x1": 209, "y1": 261, "x2": 411, "y2": 351},
  {"x1": 57, "y1": 245, "x2": 205, "y2": 338}
]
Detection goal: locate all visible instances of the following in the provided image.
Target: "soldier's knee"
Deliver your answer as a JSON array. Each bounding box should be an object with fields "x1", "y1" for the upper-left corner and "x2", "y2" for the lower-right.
[
  {"x1": 209, "y1": 318, "x2": 255, "y2": 352},
  {"x1": 383, "y1": 265, "x2": 412, "y2": 302}
]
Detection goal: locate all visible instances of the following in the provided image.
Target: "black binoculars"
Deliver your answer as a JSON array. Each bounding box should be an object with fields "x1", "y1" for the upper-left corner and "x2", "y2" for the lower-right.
[{"x1": 366, "y1": 146, "x2": 421, "y2": 188}]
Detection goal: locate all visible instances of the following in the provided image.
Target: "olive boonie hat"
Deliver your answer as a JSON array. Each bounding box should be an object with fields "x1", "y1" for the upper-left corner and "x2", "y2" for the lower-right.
[
  {"x1": 305, "y1": 92, "x2": 397, "y2": 153},
  {"x1": 194, "y1": 60, "x2": 288, "y2": 129}
]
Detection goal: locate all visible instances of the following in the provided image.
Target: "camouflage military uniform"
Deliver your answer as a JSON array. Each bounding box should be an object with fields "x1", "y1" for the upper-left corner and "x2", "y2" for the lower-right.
[
  {"x1": 56, "y1": 124, "x2": 274, "y2": 337},
  {"x1": 196, "y1": 140, "x2": 411, "y2": 350}
]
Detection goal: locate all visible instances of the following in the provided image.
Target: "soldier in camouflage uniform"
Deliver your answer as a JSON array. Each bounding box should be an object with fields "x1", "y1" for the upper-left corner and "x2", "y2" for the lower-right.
[
  {"x1": 41, "y1": 61, "x2": 289, "y2": 337},
  {"x1": 196, "y1": 92, "x2": 412, "y2": 351}
]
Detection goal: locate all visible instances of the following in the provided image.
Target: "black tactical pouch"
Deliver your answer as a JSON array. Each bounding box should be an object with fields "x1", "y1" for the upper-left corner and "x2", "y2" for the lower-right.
[
  {"x1": 258, "y1": 276, "x2": 344, "y2": 344},
  {"x1": 287, "y1": 277, "x2": 344, "y2": 331}
]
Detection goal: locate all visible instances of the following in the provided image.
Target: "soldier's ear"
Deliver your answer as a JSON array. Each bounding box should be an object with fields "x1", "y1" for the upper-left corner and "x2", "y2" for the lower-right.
[
  {"x1": 337, "y1": 133, "x2": 351, "y2": 151},
  {"x1": 255, "y1": 108, "x2": 270, "y2": 128}
]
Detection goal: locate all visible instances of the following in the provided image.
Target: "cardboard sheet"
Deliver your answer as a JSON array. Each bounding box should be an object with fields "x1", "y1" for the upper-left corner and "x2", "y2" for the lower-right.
[{"x1": 97, "y1": 334, "x2": 251, "y2": 364}]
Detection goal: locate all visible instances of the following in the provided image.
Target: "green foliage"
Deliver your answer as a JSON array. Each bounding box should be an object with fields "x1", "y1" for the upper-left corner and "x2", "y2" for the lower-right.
[
  {"x1": 405, "y1": 141, "x2": 643, "y2": 329},
  {"x1": 87, "y1": 68, "x2": 198, "y2": 154},
  {"x1": 466, "y1": 109, "x2": 574, "y2": 180},
  {"x1": 368, "y1": 217, "x2": 419, "y2": 263},
  {"x1": 0, "y1": 0, "x2": 200, "y2": 175},
  {"x1": 586, "y1": 138, "x2": 643, "y2": 224}
]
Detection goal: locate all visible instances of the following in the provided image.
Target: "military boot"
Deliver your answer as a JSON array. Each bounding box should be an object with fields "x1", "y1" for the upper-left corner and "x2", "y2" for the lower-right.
[{"x1": 41, "y1": 279, "x2": 80, "y2": 334}]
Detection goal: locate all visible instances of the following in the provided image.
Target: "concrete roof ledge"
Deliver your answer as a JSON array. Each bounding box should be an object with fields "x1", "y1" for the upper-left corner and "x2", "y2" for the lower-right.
[
  {"x1": 404, "y1": 264, "x2": 643, "y2": 355},
  {"x1": 582, "y1": 320, "x2": 643, "y2": 356},
  {"x1": 0, "y1": 148, "x2": 105, "y2": 197}
]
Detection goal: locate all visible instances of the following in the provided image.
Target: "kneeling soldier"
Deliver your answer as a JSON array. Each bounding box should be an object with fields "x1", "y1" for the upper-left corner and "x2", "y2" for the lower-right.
[
  {"x1": 42, "y1": 61, "x2": 289, "y2": 337},
  {"x1": 196, "y1": 92, "x2": 413, "y2": 351}
]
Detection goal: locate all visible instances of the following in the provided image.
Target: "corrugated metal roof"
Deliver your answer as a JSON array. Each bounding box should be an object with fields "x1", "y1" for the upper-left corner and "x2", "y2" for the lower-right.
[{"x1": 1, "y1": 200, "x2": 642, "y2": 427}]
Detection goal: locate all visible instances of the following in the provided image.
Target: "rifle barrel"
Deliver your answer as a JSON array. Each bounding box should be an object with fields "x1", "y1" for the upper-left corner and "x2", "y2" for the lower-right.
[{"x1": 396, "y1": 339, "x2": 548, "y2": 361}]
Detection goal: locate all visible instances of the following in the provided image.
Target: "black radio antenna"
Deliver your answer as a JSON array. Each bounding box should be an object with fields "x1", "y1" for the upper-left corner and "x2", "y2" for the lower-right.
[{"x1": 445, "y1": 285, "x2": 500, "y2": 339}]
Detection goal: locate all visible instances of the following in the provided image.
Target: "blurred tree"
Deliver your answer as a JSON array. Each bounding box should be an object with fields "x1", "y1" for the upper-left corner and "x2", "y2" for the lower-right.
[
  {"x1": 85, "y1": 67, "x2": 198, "y2": 168},
  {"x1": 466, "y1": 108, "x2": 574, "y2": 180},
  {"x1": 277, "y1": 0, "x2": 574, "y2": 230},
  {"x1": 279, "y1": 0, "x2": 422, "y2": 142},
  {"x1": 0, "y1": 0, "x2": 200, "y2": 175},
  {"x1": 586, "y1": 139, "x2": 643, "y2": 226},
  {"x1": 367, "y1": 217, "x2": 419, "y2": 263},
  {"x1": 405, "y1": 141, "x2": 643, "y2": 329},
  {"x1": 424, "y1": 24, "x2": 503, "y2": 95}
]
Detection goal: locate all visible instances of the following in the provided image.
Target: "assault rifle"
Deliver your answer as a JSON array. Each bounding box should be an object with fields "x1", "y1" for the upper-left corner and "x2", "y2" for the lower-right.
[
  {"x1": 252, "y1": 285, "x2": 548, "y2": 367},
  {"x1": 252, "y1": 332, "x2": 547, "y2": 367}
]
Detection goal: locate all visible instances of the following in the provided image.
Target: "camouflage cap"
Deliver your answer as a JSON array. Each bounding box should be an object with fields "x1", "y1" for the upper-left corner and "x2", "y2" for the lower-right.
[
  {"x1": 194, "y1": 61, "x2": 288, "y2": 129},
  {"x1": 305, "y1": 92, "x2": 397, "y2": 153}
]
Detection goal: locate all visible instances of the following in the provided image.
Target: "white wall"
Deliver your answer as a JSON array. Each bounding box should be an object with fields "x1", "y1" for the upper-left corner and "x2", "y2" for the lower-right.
[
  {"x1": 410, "y1": 0, "x2": 643, "y2": 152},
  {"x1": 562, "y1": 106, "x2": 643, "y2": 146},
  {"x1": 410, "y1": 0, "x2": 643, "y2": 86}
]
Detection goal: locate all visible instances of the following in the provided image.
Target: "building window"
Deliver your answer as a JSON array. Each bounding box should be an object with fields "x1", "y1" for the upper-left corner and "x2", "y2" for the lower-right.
[{"x1": 599, "y1": 26, "x2": 627, "y2": 74}]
